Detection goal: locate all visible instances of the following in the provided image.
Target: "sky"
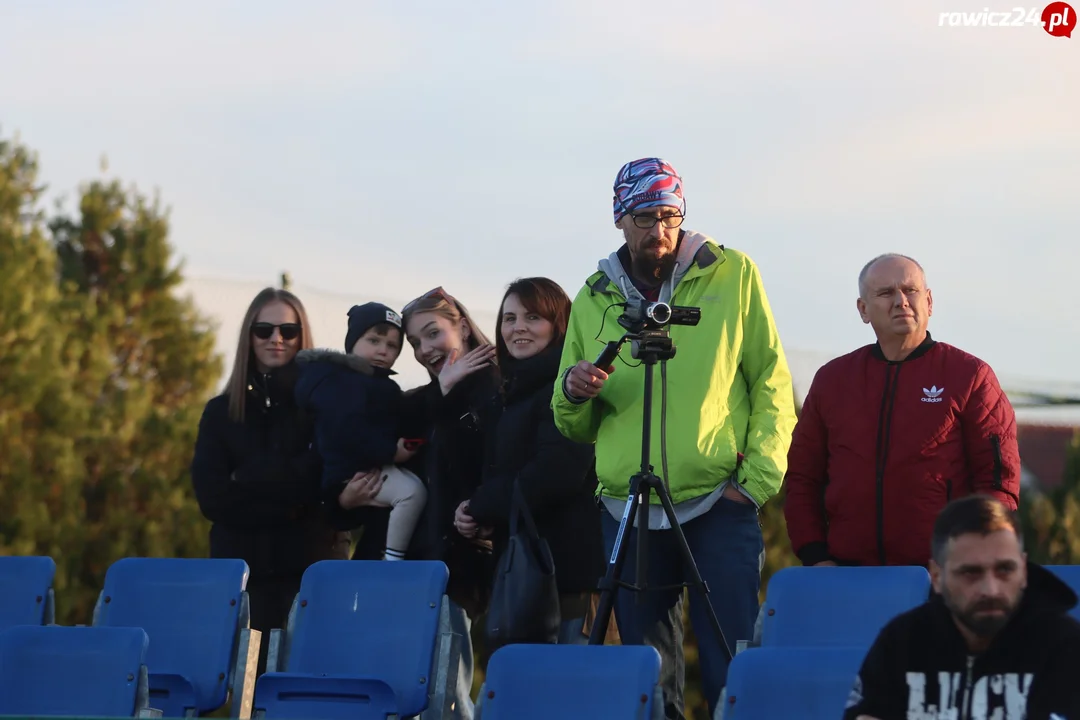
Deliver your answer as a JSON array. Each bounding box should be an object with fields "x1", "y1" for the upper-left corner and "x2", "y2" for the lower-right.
[{"x1": 3, "y1": 1, "x2": 1078, "y2": 401}]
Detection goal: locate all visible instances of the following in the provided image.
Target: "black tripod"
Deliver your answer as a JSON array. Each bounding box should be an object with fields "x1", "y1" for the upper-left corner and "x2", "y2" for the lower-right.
[{"x1": 586, "y1": 322, "x2": 733, "y2": 664}]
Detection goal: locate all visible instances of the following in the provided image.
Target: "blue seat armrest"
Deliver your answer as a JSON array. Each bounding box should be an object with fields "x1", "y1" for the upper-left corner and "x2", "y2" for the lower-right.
[
  {"x1": 148, "y1": 672, "x2": 198, "y2": 718},
  {"x1": 254, "y1": 673, "x2": 398, "y2": 720}
]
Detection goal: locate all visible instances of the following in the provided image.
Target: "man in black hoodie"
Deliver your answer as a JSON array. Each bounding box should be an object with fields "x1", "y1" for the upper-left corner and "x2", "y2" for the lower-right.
[{"x1": 844, "y1": 494, "x2": 1080, "y2": 720}]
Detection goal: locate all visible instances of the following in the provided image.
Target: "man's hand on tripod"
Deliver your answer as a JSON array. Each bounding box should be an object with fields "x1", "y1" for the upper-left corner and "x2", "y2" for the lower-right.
[{"x1": 565, "y1": 360, "x2": 614, "y2": 400}]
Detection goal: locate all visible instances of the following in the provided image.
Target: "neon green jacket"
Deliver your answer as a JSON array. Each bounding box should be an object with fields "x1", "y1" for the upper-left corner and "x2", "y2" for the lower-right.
[{"x1": 551, "y1": 232, "x2": 797, "y2": 508}]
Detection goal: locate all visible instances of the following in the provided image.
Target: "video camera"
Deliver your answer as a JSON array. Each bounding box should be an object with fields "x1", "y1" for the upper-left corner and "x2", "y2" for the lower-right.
[
  {"x1": 596, "y1": 298, "x2": 702, "y2": 366},
  {"x1": 618, "y1": 299, "x2": 701, "y2": 333}
]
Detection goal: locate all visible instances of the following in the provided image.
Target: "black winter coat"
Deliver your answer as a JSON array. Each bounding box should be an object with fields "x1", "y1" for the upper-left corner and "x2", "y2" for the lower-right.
[
  {"x1": 400, "y1": 367, "x2": 501, "y2": 618},
  {"x1": 467, "y1": 343, "x2": 604, "y2": 597},
  {"x1": 293, "y1": 348, "x2": 402, "y2": 506},
  {"x1": 843, "y1": 561, "x2": 1080, "y2": 720},
  {"x1": 190, "y1": 364, "x2": 346, "y2": 578}
]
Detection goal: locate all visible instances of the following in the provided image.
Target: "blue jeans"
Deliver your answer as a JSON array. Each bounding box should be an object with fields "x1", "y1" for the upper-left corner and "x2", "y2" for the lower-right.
[
  {"x1": 557, "y1": 614, "x2": 589, "y2": 645},
  {"x1": 601, "y1": 496, "x2": 764, "y2": 720}
]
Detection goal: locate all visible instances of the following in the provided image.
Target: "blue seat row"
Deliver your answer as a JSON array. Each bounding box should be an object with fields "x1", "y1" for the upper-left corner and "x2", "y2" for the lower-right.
[{"x1": 4, "y1": 556, "x2": 1079, "y2": 720}]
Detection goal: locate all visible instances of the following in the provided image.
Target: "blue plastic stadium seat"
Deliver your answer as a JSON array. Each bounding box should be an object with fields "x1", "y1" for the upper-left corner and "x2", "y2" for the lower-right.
[
  {"x1": 0, "y1": 555, "x2": 56, "y2": 629},
  {"x1": 0, "y1": 624, "x2": 151, "y2": 717},
  {"x1": 723, "y1": 646, "x2": 867, "y2": 719},
  {"x1": 480, "y1": 644, "x2": 662, "y2": 720},
  {"x1": 1045, "y1": 565, "x2": 1080, "y2": 622},
  {"x1": 761, "y1": 566, "x2": 931, "y2": 647},
  {"x1": 93, "y1": 557, "x2": 252, "y2": 718},
  {"x1": 254, "y1": 560, "x2": 450, "y2": 720}
]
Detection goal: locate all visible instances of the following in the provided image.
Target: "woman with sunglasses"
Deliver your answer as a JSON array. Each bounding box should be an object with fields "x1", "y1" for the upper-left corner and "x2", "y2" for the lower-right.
[
  {"x1": 191, "y1": 287, "x2": 351, "y2": 672},
  {"x1": 397, "y1": 286, "x2": 499, "y2": 720}
]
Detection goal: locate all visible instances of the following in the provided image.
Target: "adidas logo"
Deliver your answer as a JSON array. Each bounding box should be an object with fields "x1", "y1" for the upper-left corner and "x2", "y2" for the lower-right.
[{"x1": 921, "y1": 385, "x2": 944, "y2": 403}]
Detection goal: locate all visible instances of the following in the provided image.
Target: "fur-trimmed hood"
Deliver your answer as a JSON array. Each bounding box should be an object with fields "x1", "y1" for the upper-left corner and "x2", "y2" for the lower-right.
[{"x1": 295, "y1": 348, "x2": 396, "y2": 376}]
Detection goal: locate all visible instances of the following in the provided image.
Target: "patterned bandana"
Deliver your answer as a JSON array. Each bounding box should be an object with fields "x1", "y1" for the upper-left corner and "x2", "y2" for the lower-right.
[{"x1": 612, "y1": 158, "x2": 685, "y2": 226}]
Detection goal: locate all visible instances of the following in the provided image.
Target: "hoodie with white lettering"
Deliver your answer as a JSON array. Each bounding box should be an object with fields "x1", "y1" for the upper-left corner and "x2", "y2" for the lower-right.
[{"x1": 843, "y1": 562, "x2": 1080, "y2": 720}]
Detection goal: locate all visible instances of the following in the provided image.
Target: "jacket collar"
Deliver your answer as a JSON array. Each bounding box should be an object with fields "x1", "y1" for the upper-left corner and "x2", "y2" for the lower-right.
[
  {"x1": 501, "y1": 342, "x2": 562, "y2": 402},
  {"x1": 870, "y1": 331, "x2": 936, "y2": 363}
]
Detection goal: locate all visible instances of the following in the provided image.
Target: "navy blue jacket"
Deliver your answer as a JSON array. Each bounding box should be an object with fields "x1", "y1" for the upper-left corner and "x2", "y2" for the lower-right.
[{"x1": 293, "y1": 349, "x2": 402, "y2": 501}]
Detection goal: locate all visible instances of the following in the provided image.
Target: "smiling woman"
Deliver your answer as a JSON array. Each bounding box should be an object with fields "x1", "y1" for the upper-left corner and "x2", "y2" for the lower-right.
[
  {"x1": 398, "y1": 286, "x2": 501, "y2": 719},
  {"x1": 189, "y1": 287, "x2": 350, "y2": 674}
]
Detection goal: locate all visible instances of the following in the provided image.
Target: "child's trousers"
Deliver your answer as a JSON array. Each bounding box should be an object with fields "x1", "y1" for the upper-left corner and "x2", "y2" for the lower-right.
[{"x1": 371, "y1": 465, "x2": 427, "y2": 560}]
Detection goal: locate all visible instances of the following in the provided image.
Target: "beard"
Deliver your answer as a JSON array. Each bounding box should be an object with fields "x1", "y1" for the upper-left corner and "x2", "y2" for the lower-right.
[
  {"x1": 945, "y1": 588, "x2": 1021, "y2": 638},
  {"x1": 630, "y1": 246, "x2": 678, "y2": 283}
]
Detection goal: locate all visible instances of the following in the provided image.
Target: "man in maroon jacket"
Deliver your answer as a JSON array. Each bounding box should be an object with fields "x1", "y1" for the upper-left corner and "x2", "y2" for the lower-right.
[{"x1": 783, "y1": 253, "x2": 1021, "y2": 567}]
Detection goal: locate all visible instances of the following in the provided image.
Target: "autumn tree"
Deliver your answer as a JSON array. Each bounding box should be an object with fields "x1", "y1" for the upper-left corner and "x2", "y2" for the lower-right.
[{"x1": 32, "y1": 170, "x2": 222, "y2": 622}]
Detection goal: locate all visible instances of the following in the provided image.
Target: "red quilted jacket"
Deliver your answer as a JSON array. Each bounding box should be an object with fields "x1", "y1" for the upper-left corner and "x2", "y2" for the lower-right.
[{"x1": 784, "y1": 334, "x2": 1021, "y2": 567}]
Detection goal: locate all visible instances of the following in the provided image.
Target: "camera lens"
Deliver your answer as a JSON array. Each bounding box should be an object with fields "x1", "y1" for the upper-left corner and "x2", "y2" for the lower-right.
[{"x1": 647, "y1": 302, "x2": 672, "y2": 325}]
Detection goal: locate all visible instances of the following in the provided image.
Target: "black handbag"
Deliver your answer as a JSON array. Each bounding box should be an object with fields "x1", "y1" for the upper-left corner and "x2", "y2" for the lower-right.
[{"x1": 484, "y1": 479, "x2": 561, "y2": 651}]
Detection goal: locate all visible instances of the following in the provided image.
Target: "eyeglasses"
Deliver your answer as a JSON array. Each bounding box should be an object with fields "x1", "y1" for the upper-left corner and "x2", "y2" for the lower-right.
[
  {"x1": 251, "y1": 322, "x2": 302, "y2": 341},
  {"x1": 629, "y1": 212, "x2": 685, "y2": 229},
  {"x1": 403, "y1": 286, "x2": 457, "y2": 316}
]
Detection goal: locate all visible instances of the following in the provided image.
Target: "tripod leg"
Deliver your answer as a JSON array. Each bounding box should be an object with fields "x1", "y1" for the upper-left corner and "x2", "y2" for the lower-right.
[
  {"x1": 654, "y1": 488, "x2": 734, "y2": 664},
  {"x1": 588, "y1": 478, "x2": 642, "y2": 645},
  {"x1": 635, "y1": 483, "x2": 651, "y2": 605}
]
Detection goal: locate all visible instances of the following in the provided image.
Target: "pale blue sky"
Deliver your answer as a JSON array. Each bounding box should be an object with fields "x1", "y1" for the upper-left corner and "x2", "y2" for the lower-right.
[{"x1": 3, "y1": 0, "x2": 1077, "y2": 391}]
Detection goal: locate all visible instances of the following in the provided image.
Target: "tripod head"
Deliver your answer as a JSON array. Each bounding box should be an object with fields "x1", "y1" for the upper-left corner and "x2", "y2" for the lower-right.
[{"x1": 593, "y1": 299, "x2": 701, "y2": 367}]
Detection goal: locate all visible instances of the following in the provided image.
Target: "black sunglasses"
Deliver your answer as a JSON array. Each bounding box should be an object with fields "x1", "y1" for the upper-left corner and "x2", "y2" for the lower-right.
[{"x1": 251, "y1": 322, "x2": 302, "y2": 341}]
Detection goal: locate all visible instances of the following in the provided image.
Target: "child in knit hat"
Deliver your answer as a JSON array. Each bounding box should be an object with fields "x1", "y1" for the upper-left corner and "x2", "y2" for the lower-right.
[{"x1": 294, "y1": 301, "x2": 427, "y2": 560}]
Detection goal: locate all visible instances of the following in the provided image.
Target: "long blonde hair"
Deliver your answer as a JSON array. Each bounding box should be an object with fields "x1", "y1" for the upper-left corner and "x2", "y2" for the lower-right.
[
  {"x1": 225, "y1": 287, "x2": 314, "y2": 423},
  {"x1": 402, "y1": 287, "x2": 492, "y2": 377}
]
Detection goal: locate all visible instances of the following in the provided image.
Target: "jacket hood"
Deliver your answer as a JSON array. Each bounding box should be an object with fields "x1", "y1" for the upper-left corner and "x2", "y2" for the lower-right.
[
  {"x1": 294, "y1": 348, "x2": 396, "y2": 408},
  {"x1": 1012, "y1": 561, "x2": 1077, "y2": 617},
  {"x1": 593, "y1": 229, "x2": 721, "y2": 302},
  {"x1": 296, "y1": 348, "x2": 392, "y2": 376}
]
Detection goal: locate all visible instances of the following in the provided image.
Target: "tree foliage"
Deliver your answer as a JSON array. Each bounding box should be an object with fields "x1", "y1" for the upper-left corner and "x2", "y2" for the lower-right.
[
  {"x1": 1020, "y1": 430, "x2": 1080, "y2": 564},
  {"x1": 0, "y1": 130, "x2": 222, "y2": 623}
]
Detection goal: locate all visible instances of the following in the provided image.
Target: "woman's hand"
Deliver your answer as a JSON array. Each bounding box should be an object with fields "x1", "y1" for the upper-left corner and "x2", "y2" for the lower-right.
[
  {"x1": 338, "y1": 470, "x2": 387, "y2": 510},
  {"x1": 439, "y1": 345, "x2": 497, "y2": 396},
  {"x1": 454, "y1": 500, "x2": 478, "y2": 538}
]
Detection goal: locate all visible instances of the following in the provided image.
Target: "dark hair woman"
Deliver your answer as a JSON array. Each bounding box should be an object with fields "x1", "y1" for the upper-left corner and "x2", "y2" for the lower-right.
[{"x1": 456, "y1": 277, "x2": 605, "y2": 644}]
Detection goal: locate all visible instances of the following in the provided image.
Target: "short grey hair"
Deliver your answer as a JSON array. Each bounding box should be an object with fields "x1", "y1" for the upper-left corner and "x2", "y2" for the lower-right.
[{"x1": 858, "y1": 253, "x2": 926, "y2": 297}]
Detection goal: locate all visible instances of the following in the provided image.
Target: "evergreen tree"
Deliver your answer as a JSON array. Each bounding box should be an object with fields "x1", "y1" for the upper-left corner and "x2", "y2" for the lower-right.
[
  {"x1": 0, "y1": 135, "x2": 84, "y2": 568},
  {"x1": 45, "y1": 178, "x2": 223, "y2": 621}
]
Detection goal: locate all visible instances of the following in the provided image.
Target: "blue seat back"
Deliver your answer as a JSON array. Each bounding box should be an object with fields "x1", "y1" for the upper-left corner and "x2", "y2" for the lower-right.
[
  {"x1": 285, "y1": 560, "x2": 449, "y2": 716},
  {"x1": 0, "y1": 624, "x2": 149, "y2": 717},
  {"x1": 724, "y1": 646, "x2": 867, "y2": 719},
  {"x1": 1045, "y1": 565, "x2": 1080, "y2": 622},
  {"x1": 0, "y1": 555, "x2": 56, "y2": 629},
  {"x1": 95, "y1": 557, "x2": 249, "y2": 715},
  {"x1": 762, "y1": 566, "x2": 930, "y2": 646},
  {"x1": 481, "y1": 644, "x2": 661, "y2": 720}
]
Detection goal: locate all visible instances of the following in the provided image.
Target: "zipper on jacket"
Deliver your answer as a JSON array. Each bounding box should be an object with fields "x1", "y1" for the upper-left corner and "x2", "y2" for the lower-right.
[
  {"x1": 873, "y1": 364, "x2": 902, "y2": 565},
  {"x1": 946, "y1": 479, "x2": 952, "y2": 501},
  {"x1": 961, "y1": 655, "x2": 975, "y2": 718},
  {"x1": 990, "y1": 434, "x2": 1003, "y2": 491}
]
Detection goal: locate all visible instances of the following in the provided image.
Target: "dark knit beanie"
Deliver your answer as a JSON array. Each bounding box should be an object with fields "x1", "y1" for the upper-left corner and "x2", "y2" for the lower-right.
[{"x1": 345, "y1": 302, "x2": 403, "y2": 353}]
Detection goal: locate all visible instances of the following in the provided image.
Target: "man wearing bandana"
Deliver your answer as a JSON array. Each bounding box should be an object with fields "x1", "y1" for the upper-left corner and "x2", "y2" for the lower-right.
[{"x1": 552, "y1": 158, "x2": 797, "y2": 720}]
